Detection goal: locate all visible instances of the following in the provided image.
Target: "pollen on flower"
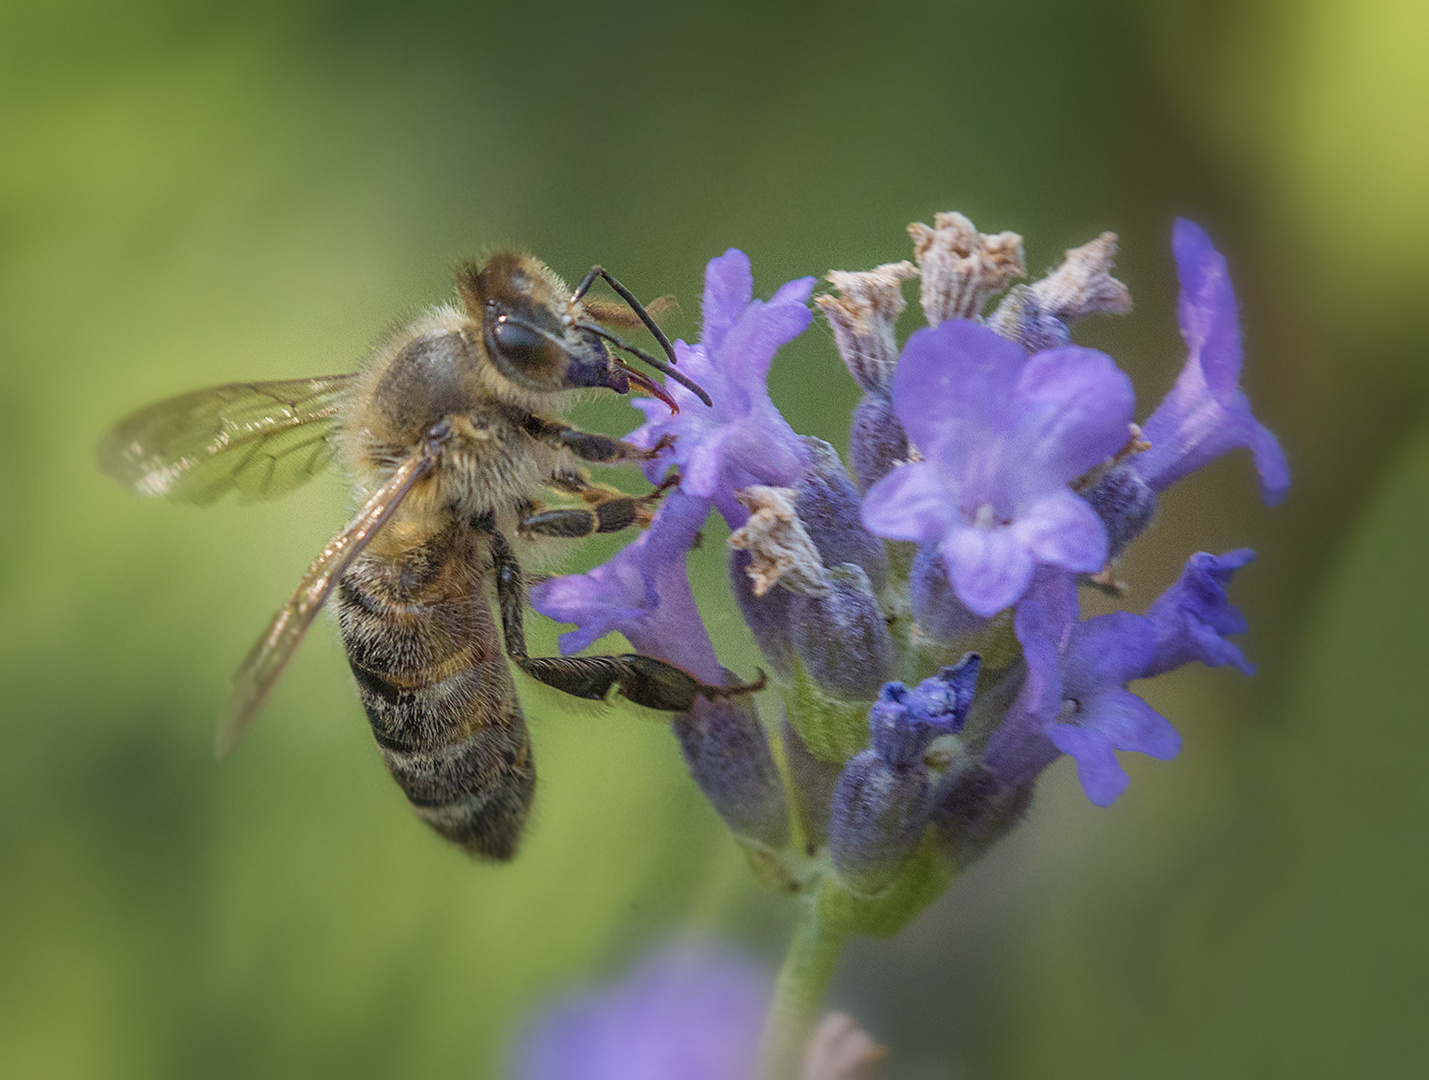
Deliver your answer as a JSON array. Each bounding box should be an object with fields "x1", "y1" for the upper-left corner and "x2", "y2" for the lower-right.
[{"x1": 908, "y1": 211, "x2": 1026, "y2": 324}]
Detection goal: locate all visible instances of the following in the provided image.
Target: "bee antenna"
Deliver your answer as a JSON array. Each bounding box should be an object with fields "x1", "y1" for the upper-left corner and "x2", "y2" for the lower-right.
[
  {"x1": 572, "y1": 266, "x2": 679, "y2": 368},
  {"x1": 576, "y1": 322, "x2": 713, "y2": 408}
]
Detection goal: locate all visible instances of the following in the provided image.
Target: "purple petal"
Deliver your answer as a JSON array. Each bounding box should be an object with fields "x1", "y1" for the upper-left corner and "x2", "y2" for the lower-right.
[
  {"x1": 891, "y1": 320, "x2": 1024, "y2": 460},
  {"x1": 861, "y1": 462, "x2": 956, "y2": 543},
  {"x1": 1136, "y1": 220, "x2": 1290, "y2": 504},
  {"x1": 700, "y1": 250, "x2": 754, "y2": 355},
  {"x1": 944, "y1": 524, "x2": 1036, "y2": 617},
  {"x1": 1061, "y1": 612, "x2": 1158, "y2": 697},
  {"x1": 1015, "y1": 489, "x2": 1109, "y2": 574},
  {"x1": 1049, "y1": 690, "x2": 1180, "y2": 807},
  {"x1": 1014, "y1": 566, "x2": 1079, "y2": 652},
  {"x1": 716, "y1": 298, "x2": 814, "y2": 390},
  {"x1": 1145, "y1": 549, "x2": 1256, "y2": 677},
  {"x1": 1046, "y1": 722, "x2": 1129, "y2": 806},
  {"x1": 770, "y1": 276, "x2": 817, "y2": 306},
  {"x1": 1014, "y1": 346, "x2": 1135, "y2": 481}
]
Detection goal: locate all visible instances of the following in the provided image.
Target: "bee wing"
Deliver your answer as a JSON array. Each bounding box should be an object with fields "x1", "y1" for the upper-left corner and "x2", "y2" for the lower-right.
[
  {"x1": 99, "y1": 375, "x2": 356, "y2": 504},
  {"x1": 216, "y1": 441, "x2": 440, "y2": 758}
]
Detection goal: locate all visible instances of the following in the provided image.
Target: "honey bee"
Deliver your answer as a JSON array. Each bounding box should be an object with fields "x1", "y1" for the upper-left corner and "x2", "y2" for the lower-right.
[{"x1": 101, "y1": 254, "x2": 759, "y2": 859}]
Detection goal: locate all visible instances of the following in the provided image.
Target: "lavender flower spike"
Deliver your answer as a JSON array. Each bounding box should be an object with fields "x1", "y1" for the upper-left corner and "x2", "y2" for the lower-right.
[
  {"x1": 862, "y1": 320, "x2": 1134, "y2": 616},
  {"x1": 1135, "y1": 220, "x2": 1290, "y2": 504},
  {"x1": 627, "y1": 250, "x2": 815, "y2": 526}
]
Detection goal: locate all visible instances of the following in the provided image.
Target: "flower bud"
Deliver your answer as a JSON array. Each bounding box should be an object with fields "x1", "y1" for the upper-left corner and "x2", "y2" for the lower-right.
[
  {"x1": 789, "y1": 564, "x2": 894, "y2": 702},
  {"x1": 795, "y1": 438, "x2": 889, "y2": 591},
  {"x1": 910, "y1": 542, "x2": 991, "y2": 642},
  {"x1": 828, "y1": 748, "x2": 934, "y2": 896},
  {"x1": 673, "y1": 694, "x2": 789, "y2": 850},
  {"x1": 829, "y1": 659, "x2": 979, "y2": 895},
  {"x1": 729, "y1": 549, "x2": 797, "y2": 678},
  {"x1": 849, "y1": 391, "x2": 910, "y2": 493},
  {"x1": 1080, "y1": 461, "x2": 1158, "y2": 558}
]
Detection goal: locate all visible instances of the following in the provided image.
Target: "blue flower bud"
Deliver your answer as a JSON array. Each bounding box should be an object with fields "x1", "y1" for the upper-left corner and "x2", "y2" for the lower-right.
[
  {"x1": 789, "y1": 564, "x2": 894, "y2": 702},
  {"x1": 931, "y1": 763, "x2": 1032, "y2": 867},
  {"x1": 849, "y1": 391, "x2": 909, "y2": 493},
  {"x1": 729, "y1": 548, "x2": 796, "y2": 677},
  {"x1": 829, "y1": 749, "x2": 934, "y2": 896},
  {"x1": 869, "y1": 654, "x2": 980, "y2": 767},
  {"x1": 673, "y1": 695, "x2": 789, "y2": 850},
  {"x1": 1081, "y1": 461, "x2": 1158, "y2": 558},
  {"x1": 829, "y1": 658, "x2": 980, "y2": 895},
  {"x1": 910, "y1": 542, "x2": 992, "y2": 642},
  {"x1": 796, "y1": 438, "x2": 889, "y2": 591}
]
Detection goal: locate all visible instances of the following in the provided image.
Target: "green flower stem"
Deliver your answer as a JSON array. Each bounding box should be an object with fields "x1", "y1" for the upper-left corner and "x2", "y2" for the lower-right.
[{"x1": 758, "y1": 889, "x2": 849, "y2": 1079}]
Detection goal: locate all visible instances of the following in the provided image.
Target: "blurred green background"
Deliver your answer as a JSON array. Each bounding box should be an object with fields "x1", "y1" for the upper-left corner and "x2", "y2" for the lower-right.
[{"x1": 2, "y1": 1, "x2": 1426, "y2": 1076}]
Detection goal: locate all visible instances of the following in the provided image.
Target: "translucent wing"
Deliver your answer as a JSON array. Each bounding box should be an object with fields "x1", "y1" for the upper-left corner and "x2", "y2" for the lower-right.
[
  {"x1": 216, "y1": 439, "x2": 442, "y2": 757},
  {"x1": 99, "y1": 375, "x2": 356, "y2": 504}
]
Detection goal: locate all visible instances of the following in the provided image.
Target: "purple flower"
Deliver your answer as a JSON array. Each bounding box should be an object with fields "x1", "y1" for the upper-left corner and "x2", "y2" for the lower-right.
[
  {"x1": 861, "y1": 320, "x2": 1134, "y2": 616},
  {"x1": 1145, "y1": 549, "x2": 1257, "y2": 677},
  {"x1": 980, "y1": 569, "x2": 1180, "y2": 807},
  {"x1": 530, "y1": 490, "x2": 722, "y2": 683},
  {"x1": 513, "y1": 946, "x2": 769, "y2": 1080},
  {"x1": 628, "y1": 250, "x2": 816, "y2": 525},
  {"x1": 1135, "y1": 220, "x2": 1290, "y2": 504},
  {"x1": 1045, "y1": 612, "x2": 1180, "y2": 807}
]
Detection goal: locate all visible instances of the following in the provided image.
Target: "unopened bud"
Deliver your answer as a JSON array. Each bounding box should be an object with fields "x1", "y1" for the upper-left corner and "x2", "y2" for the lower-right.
[
  {"x1": 789, "y1": 564, "x2": 895, "y2": 702},
  {"x1": 795, "y1": 438, "x2": 889, "y2": 591},
  {"x1": 673, "y1": 695, "x2": 789, "y2": 850},
  {"x1": 849, "y1": 391, "x2": 910, "y2": 493}
]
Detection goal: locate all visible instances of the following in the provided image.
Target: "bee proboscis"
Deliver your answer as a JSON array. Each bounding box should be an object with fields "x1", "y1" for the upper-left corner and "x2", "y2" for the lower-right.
[{"x1": 101, "y1": 253, "x2": 760, "y2": 859}]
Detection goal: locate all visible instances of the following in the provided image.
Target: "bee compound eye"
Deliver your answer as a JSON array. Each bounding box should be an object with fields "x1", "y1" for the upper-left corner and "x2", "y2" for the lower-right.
[{"x1": 489, "y1": 317, "x2": 550, "y2": 374}]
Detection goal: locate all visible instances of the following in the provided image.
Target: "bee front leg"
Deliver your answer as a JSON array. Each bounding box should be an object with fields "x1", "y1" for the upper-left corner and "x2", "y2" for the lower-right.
[
  {"x1": 518, "y1": 412, "x2": 675, "y2": 466},
  {"x1": 487, "y1": 530, "x2": 763, "y2": 712}
]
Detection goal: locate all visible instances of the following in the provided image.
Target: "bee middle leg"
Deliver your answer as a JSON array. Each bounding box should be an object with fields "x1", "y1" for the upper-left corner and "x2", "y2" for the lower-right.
[
  {"x1": 487, "y1": 530, "x2": 764, "y2": 712},
  {"x1": 518, "y1": 472, "x2": 679, "y2": 540}
]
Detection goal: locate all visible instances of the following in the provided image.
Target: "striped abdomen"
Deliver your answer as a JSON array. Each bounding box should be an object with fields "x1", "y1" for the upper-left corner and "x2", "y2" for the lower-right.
[{"x1": 335, "y1": 523, "x2": 534, "y2": 859}]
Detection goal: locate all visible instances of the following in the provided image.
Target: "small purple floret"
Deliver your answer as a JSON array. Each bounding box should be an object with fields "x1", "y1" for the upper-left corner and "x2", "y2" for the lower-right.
[
  {"x1": 627, "y1": 250, "x2": 815, "y2": 526},
  {"x1": 861, "y1": 320, "x2": 1134, "y2": 616},
  {"x1": 1135, "y1": 220, "x2": 1290, "y2": 504},
  {"x1": 530, "y1": 490, "x2": 721, "y2": 684},
  {"x1": 1145, "y1": 549, "x2": 1257, "y2": 677}
]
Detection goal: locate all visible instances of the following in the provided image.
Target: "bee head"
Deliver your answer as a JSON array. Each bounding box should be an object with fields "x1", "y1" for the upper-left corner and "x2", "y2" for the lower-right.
[{"x1": 457, "y1": 253, "x2": 630, "y2": 397}]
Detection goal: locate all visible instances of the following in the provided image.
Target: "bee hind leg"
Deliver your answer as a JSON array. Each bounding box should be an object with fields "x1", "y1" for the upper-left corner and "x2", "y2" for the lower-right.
[{"x1": 488, "y1": 530, "x2": 763, "y2": 713}]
